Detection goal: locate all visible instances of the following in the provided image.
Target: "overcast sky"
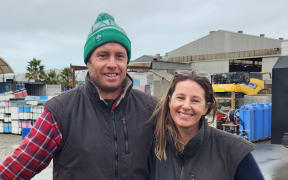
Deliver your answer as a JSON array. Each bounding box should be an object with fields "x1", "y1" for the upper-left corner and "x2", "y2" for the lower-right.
[{"x1": 0, "y1": 0, "x2": 287, "y2": 73}]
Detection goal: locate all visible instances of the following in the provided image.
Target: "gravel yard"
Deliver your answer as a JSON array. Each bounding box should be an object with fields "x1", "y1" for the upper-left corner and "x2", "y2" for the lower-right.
[
  {"x1": 0, "y1": 134, "x2": 53, "y2": 179},
  {"x1": 0, "y1": 134, "x2": 22, "y2": 163}
]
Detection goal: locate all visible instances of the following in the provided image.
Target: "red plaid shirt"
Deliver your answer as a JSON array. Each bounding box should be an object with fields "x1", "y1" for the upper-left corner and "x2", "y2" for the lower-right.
[{"x1": 0, "y1": 109, "x2": 62, "y2": 180}]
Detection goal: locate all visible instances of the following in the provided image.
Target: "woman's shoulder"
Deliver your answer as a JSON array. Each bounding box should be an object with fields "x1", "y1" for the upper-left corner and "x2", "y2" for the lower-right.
[
  {"x1": 208, "y1": 126, "x2": 255, "y2": 150},
  {"x1": 207, "y1": 126, "x2": 256, "y2": 176}
]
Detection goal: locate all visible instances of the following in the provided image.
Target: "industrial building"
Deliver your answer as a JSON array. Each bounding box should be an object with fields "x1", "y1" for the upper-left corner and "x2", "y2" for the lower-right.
[{"x1": 167, "y1": 30, "x2": 288, "y2": 77}]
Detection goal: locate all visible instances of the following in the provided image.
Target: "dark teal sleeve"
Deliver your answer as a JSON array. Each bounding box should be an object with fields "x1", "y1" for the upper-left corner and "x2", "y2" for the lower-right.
[{"x1": 235, "y1": 152, "x2": 264, "y2": 180}]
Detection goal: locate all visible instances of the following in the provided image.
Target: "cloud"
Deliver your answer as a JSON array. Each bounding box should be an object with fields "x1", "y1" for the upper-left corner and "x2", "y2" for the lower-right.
[{"x1": 0, "y1": 0, "x2": 287, "y2": 73}]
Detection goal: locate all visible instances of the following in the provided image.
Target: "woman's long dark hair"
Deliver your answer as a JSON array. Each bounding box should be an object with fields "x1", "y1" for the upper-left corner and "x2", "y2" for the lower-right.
[{"x1": 151, "y1": 72, "x2": 217, "y2": 160}]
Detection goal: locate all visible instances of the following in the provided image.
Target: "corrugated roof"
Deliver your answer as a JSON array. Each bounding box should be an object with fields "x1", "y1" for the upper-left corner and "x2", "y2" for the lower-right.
[
  {"x1": 168, "y1": 30, "x2": 282, "y2": 58},
  {"x1": 131, "y1": 55, "x2": 155, "y2": 63},
  {"x1": 0, "y1": 57, "x2": 14, "y2": 74}
]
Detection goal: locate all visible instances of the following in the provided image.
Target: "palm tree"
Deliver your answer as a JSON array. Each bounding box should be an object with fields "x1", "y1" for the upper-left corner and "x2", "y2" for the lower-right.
[
  {"x1": 25, "y1": 58, "x2": 47, "y2": 82},
  {"x1": 45, "y1": 70, "x2": 59, "y2": 84},
  {"x1": 59, "y1": 67, "x2": 73, "y2": 90}
]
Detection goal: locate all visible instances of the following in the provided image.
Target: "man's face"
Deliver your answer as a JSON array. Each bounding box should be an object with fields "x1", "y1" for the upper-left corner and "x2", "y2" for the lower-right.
[{"x1": 87, "y1": 42, "x2": 128, "y2": 98}]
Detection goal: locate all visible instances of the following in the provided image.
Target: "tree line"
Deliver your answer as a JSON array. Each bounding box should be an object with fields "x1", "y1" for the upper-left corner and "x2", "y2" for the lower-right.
[{"x1": 25, "y1": 58, "x2": 73, "y2": 90}]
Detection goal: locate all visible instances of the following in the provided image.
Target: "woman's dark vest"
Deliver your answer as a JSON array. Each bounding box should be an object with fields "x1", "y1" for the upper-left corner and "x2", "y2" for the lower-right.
[{"x1": 151, "y1": 119, "x2": 255, "y2": 180}]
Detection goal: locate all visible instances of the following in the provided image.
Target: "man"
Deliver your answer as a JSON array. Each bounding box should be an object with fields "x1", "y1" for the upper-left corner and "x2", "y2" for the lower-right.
[{"x1": 0, "y1": 13, "x2": 157, "y2": 180}]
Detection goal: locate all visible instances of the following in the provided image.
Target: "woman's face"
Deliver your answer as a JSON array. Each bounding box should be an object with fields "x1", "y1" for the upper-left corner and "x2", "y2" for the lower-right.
[{"x1": 169, "y1": 80, "x2": 208, "y2": 133}]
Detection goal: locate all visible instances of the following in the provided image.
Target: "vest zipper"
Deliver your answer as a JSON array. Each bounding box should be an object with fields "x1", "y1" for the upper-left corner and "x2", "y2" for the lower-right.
[
  {"x1": 112, "y1": 112, "x2": 119, "y2": 180},
  {"x1": 121, "y1": 118, "x2": 129, "y2": 154},
  {"x1": 179, "y1": 164, "x2": 184, "y2": 180},
  {"x1": 191, "y1": 174, "x2": 195, "y2": 180},
  {"x1": 179, "y1": 155, "x2": 184, "y2": 180},
  {"x1": 179, "y1": 156, "x2": 196, "y2": 180}
]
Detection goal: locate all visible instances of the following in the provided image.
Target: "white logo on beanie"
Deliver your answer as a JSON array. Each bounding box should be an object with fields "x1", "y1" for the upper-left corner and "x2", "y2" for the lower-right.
[{"x1": 95, "y1": 34, "x2": 102, "y2": 42}]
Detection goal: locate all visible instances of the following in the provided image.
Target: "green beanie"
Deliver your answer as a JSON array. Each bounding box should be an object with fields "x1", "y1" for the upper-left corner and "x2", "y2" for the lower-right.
[{"x1": 84, "y1": 13, "x2": 131, "y2": 64}]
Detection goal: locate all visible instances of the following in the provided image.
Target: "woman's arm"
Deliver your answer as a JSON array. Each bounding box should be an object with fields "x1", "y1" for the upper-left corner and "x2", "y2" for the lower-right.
[{"x1": 234, "y1": 152, "x2": 264, "y2": 180}]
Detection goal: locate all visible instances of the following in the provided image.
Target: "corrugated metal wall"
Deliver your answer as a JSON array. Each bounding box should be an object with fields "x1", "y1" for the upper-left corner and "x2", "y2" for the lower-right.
[
  {"x1": 25, "y1": 83, "x2": 45, "y2": 96},
  {"x1": 191, "y1": 59, "x2": 229, "y2": 74}
]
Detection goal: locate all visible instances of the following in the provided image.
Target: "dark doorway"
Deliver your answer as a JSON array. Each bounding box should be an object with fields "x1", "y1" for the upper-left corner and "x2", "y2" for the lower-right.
[{"x1": 229, "y1": 58, "x2": 262, "y2": 72}]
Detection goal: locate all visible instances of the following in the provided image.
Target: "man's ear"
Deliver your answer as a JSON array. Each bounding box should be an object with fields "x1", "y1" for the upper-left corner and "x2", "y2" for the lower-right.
[{"x1": 86, "y1": 58, "x2": 91, "y2": 65}]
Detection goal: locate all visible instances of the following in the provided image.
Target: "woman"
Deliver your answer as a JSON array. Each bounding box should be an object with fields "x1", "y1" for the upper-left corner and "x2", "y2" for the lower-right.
[{"x1": 150, "y1": 72, "x2": 264, "y2": 180}]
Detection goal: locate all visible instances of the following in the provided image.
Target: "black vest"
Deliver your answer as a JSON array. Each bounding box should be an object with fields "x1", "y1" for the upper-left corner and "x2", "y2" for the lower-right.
[
  {"x1": 45, "y1": 75, "x2": 157, "y2": 180},
  {"x1": 151, "y1": 119, "x2": 255, "y2": 180}
]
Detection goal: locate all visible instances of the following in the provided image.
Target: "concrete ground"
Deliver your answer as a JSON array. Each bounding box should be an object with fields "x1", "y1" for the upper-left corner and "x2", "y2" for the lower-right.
[
  {"x1": 1, "y1": 134, "x2": 288, "y2": 180},
  {"x1": 252, "y1": 140, "x2": 288, "y2": 180}
]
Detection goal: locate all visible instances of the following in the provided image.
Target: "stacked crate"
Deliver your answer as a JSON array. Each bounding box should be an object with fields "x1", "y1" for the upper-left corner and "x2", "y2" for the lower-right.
[
  {"x1": 0, "y1": 119, "x2": 3, "y2": 133},
  {"x1": 0, "y1": 92, "x2": 15, "y2": 134},
  {"x1": 0, "y1": 105, "x2": 4, "y2": 133},
  {"x1": 10, "y1": 99, "x2": 27, "y2": 135},
  {"x1": 0, "y1": 93, "x2": 49, "y2": 136}
]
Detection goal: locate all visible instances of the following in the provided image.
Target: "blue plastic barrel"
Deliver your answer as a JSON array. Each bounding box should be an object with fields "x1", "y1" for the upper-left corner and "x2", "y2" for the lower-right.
[
  {"x1": 21, "y1": 128, "x2": 31, "y2": 139},
  {"x1": 261, "y1": 103, "x2": 269, "y2": 138},
  {"x1": 247, "y1": 104, "x2": 258, "y2": 141},
  {"x1": 250, "y1": 104, "x2": 263, "y2": 140},
  {"x1": 239, "y1": 105, "x2": 254, "y2": 141},
  {"x1": 267, "y1": 103, "x2": 272, "y2": 137}
]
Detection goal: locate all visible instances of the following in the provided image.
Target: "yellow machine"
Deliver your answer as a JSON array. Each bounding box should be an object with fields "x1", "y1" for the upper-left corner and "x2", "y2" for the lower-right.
[
  {"x1": 212, "y1": 72, "x2": 266, "y2": 109},
  {"x1": 213, "y1": 78, "x2": 264, "y2": 95}
]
